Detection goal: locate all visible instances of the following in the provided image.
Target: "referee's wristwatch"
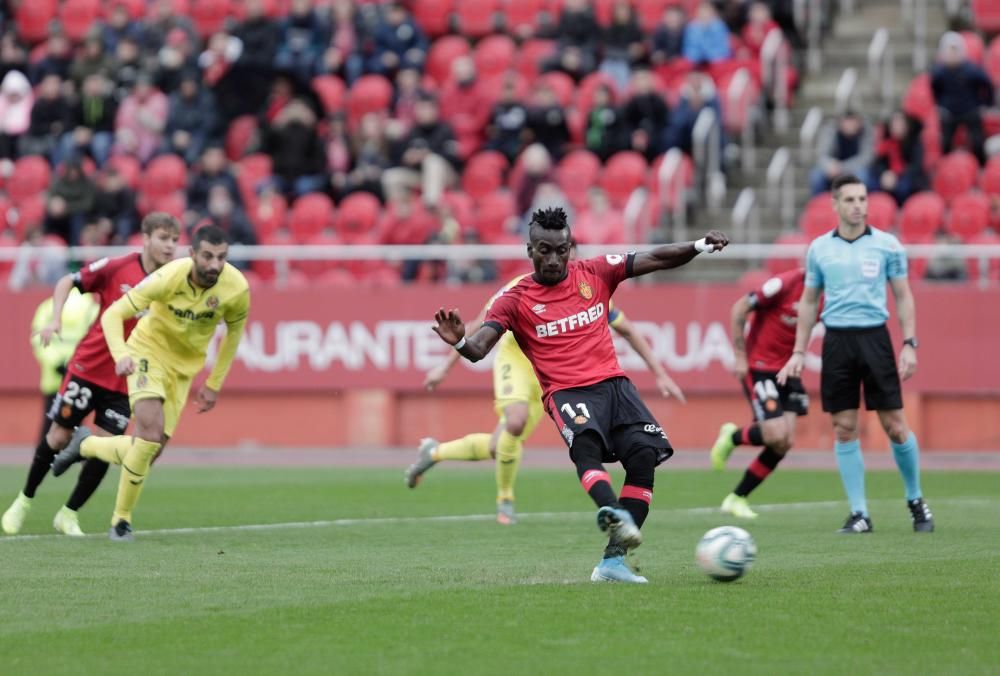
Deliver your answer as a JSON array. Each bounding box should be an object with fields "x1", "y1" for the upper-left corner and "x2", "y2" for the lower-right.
[{"x1": 903, "y1": 337, "x2": 919, "y2": 349}]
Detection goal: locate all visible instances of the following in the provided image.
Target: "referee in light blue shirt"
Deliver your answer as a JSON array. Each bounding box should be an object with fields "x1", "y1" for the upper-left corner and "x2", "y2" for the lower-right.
[{"x1": 778, "y1": 174, "x2": 934, "y2": 534}]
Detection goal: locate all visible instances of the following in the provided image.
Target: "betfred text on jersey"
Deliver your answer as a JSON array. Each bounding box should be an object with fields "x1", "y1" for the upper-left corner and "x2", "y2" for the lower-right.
[{"x1": 535, "y1": 303, "x2": 605, "y2": 337}]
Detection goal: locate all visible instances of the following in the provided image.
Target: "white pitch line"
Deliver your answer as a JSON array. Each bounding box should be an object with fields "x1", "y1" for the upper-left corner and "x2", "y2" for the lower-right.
[{"x1": 1, "y1": 497, "x2": 994, "y2": 543}]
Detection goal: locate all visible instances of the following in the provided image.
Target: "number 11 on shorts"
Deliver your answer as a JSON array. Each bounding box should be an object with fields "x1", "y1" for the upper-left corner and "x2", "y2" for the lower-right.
[{"x1": 561, "y1": 402, "x2": 591, "y2": 420}]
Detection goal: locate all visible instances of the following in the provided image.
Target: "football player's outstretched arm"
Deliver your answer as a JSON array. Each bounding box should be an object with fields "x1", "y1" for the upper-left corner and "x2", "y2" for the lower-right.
[
  {"x1": 425, "y1": 304, "x2": 488, "y2": 390},
  {"x1": 433, "y1": 307, "x2": 501, "y2": 363},
  {"x1": 630, "y1": 230, "x2": 729, "y2": 276}
]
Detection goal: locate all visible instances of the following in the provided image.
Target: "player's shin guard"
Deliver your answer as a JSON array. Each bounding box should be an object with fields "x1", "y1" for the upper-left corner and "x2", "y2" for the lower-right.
[
  {"x1": 435, "y1": 433, "x2": 492, "y2": 461},
  {"x1": 619, "y1": 447, "x2": 656, "y2": 529},
  {"x1": 890, "y1": 433, "x2": 922, "y2": 502},
  {"x1": 81, "y1": 435, "x2": 134, "y2": 465},
  {"x1": 571, "y1": 432, "x2": 618, "y2": 508},
  {"x1": 494, "y1": 430, "x2": 522, "y2": 502},
  {"x1": 112, "y1": 438, "x2": 161, "y2": 526},
  {"x1": 734, "y1": 447, "x2": 784, "y2": 497},
  {"x1": 65, "y1": 458, "x2": 110, "y2": 511},
  {"x1": 23, "y1": 438, "x2": 57, "y2": 498}
]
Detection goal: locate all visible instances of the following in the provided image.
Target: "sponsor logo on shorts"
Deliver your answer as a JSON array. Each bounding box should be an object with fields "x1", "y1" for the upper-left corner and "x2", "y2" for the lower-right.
[
  {"x1": 560, "y1": 426, "x2": 575, "y2": 445},
  {"x1": 643, "y1": 424, "x2": 668, "y2": 439},
  {"x1": 578, "y1": 281, "x2": 593, "y2": 300},
  {"x1": 61, "y1": 404, "x2": 72, "y2": 419},
  {"x1": 104, "y1": 408, "x2": 129, "y2": 432}
]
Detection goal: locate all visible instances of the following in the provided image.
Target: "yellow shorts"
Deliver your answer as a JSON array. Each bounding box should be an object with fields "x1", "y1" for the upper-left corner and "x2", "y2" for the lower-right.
[
  {"x1": 127, "y1": 352, "x2": 192, "y2": 438},
  {"x1": 493, "y1": 345, "x2": 545, "y2": 440}
]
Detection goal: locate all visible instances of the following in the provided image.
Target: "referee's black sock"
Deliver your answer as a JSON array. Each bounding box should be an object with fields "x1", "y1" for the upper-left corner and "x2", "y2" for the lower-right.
[
  {"x1": 734, "y1": 447, "x2": 784, "y2": 497},
  {"x1": 23, "y1": 438, "x2": 57, "y2": 498},
  {"x1": 65, "y1": 458, "x2": 110, "y2": 511},
  {"x1": 571, "y1": 432, "x2": 619, "y2": 508},
  {"x1": 732, "y1": 423, "x2": 764, "y2": 447}
]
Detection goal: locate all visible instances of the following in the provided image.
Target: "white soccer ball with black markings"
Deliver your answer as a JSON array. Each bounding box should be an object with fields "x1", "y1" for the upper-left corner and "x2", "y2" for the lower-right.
[{"x1": 695, "y1": 526, "x2": 757, "y2": 582}]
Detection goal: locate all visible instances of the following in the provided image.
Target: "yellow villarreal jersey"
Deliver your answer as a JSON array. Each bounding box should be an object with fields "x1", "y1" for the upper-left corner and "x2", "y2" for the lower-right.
[{"x1": 124, "y1": 258, "x2": 250, "y2": 378}]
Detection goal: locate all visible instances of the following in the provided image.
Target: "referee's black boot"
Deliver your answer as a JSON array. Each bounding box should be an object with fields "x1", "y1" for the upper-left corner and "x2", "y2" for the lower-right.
[
  {"x1": 907, "y1": 498, "x2": 935, "y2": 533},
  {"x1": 837, "y1": 512, "x2": 873, "y2": 534}
]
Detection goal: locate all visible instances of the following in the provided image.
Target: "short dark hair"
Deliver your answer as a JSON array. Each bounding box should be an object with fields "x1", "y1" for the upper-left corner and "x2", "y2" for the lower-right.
[
  {"x1": 831, "y1": 174, "x2": 864, "y2": 195},
  {"x1": 141, "y1": 212, "x2": 181, "y2": 236},
  {"x1": 192, "y1": 223, "x2": 228, "y2": 249},
  {"x1": 529, "y1": 207, "x2": 569, "y2": 231}
]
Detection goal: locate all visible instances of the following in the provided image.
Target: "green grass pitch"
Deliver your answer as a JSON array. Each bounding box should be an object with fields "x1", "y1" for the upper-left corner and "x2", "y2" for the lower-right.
[{"x1": 1, "y1": 465, "x2": 998, "y2": 675}]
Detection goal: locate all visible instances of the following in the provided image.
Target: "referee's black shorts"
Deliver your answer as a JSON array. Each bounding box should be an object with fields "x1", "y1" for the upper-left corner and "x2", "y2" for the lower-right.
[{"x1": 821, "y1": 324, "x2": 903, "y2": 413}]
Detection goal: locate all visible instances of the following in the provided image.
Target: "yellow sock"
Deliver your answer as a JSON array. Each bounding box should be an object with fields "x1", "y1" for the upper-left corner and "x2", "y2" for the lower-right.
[
  {"x1": 80, "y1": 435, "x2": 134, "y2": 465},
  {"x1": 433, "y1": 433, "x2": 492, "y2": 462},
  {"x1": 495, "y1": 430, "x2": 523, "y2": 502},
  {"x1": 112, "y1": 438, "x2": 162, "y2": 526}
]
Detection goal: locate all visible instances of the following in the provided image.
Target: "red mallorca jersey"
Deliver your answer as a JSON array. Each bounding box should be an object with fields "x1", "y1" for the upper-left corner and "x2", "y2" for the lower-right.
[
  {"x1": 744, "y1": 268, "x2": 810, "y2": 372},
  {"x1": 66, "y1": 253, "x2": 150, "y2": 392},
  {"x1": 483, "y1": 254, "x2": 634, "y2": 403}
]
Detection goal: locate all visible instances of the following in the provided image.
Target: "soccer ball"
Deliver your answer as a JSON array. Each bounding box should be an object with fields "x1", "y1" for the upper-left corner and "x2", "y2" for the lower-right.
[{"x1": 695, "y1": 526, "x2": 757, "y2": 582}]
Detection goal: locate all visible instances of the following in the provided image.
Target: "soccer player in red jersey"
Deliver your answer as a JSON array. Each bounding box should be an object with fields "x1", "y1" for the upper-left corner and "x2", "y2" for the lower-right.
[
  {"x1": 1, "y1": 213, "x2": 180, "y2": 536},
  {"x1": 709, "y1": 268, "x2": 813, "y2": 519},
  {"x1": 433, "y1": 207, "x2": 728, "y2": 583}
]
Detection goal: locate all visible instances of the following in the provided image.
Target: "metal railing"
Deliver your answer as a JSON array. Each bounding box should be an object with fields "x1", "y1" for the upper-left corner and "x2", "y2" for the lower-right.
[
  {"x1": 868, "y1": 28, "x2": 895, "y2": 118},
  {"x1": 656, "y1": 148, "x2": 688, "y2": 242},
  {"x1": 799, "y1": 106, "x2": 824, "y2": 166},
  {"x1": 760, "y1": 29, "x2": 790, "y2": 133},
  {"x1": 796, "y1": 0, "x2": 823, "y2": 74},
  {"x1": 622, "y1": 186, "x2": 649, "y2": 245},
  {"x1": 725, "y1": 67, "x2": 757, "y2": 172},
  {"x1": 911, "y1": 0, "x2": 928, "y2": 72},
  {"x1": 834, "y1": 67, "x2": 860, "y2": 114},
  {"x1": 766, "y1": 147, "x2": 795, "y2": 229},
  {"x1": 692, "y1": 107, "x2": 725, "y2": 211},
  {"x1": 731, "y1": 188, "x2": 760, "y2": 244}
]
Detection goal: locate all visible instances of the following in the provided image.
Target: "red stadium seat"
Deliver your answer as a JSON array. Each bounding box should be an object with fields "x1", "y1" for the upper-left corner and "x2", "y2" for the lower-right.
[
  {"x1": 106, "y1": 155, "x2": 141, "y2": 190},
  {"x1": 288, "y1": 193, "x2": 334, "y2": 243},
  {"x1": 600, "y1": 151, "x2": 648, "y2": 208},
  {"x1": 718, "y1": 67, "x2": 761, "y2": 135},
  {"x1": 311, "y1": 75, "x2": 347, "y2": 115},
  {"x1": 191, "y1": 0, "x2": 231, "y2": 39},
  {"x1": 225, "y1": 115, "x2": 258, "y2": 161},
  {"x1": 252, "y1": 229, "x2": 293, "y2": 280},
  {"x1": 474, "y1": 35, "x2": 517, "y2": 81},
  {"x1": 247, "y1": 192, "x2": 287, "y2": 239},
  {"x1": 236, "y1": 153, "x2": 273, "y2": 204},
  {"x1": 866, "y1": 192, "x2": 899, "y2": 231},
  {"x1": 59, "y1": 0, "x2": 101, "y2": 43},
  {"x1": 635, "y1": 0, "x2": 671, "y2": 33},
  {"x1": 145, "y1": 192, "x2": 187, "y2": 219},
  {"x1": 945, "y1": 191, "x2": 990, "y2": 240},
  {"x1": 961, "y1": 31, "x2": 985, "y2": 65},
  {"x1": 15, "y1": 0, "x2": 57, "y2": 44},
  {"x1": 967, "y1": 231, "x2": 1000, "y2": 281},
  {"x1": 979, "y1": 157, "x2": 1000, "y2": 228},
  {"x1": 474, "y1": 191, "x2": 517, "y2": 243},
  {"x1": 411, "y1": 0, "x2": 454, "y2": 38},
  {"x1": 140, "y1": 154, "x2": 187, "y2": 199},
  {"x1": 505, "y1": 0, "x2": 548, "y2": 37},
  {"x1": 899, "y1": 191, "x2": 945, "y2": 239},
  {"x1": 515, "y1": 39, "x2": 557, "y2": 82},
  {"x1": 335, "y1": 192, "x2": 381, "y2": 243},
  {"x1": 454, "y1": 0, "x2": 500, "y2": 38},
  {"x1": 538, "y1": 71, "x2": 575, "y2": 108},
  {"x1": 557, "y1": 149, "x2": 603, "y2": 209},
  {"x1": 972, "y1": 0, "x2": 1000, "y2": 35},
  {"x1": 296, "y1": 232, "x2": 341, "y2": 279},
  {"x1": 986, "y1": 37, "x2": 1000, "y2": 86},
  {"x1": 902, "y1": 74, "x2": 934, "y2": 122},
  {"x1": 798, "y1": 204, "x2": 839, "y2": 240},
  {"x1": 426, "y1": 36, "x2": 471, "y2": 85},
  {"x1": 767, "y1": 231, "x2": 809, "y2": 275},
  {"x1": 8, "y1": 156, "x2": 51, "y2": 204},
  {"x1": 347, "y1": 75, "x2": 394, "y2": 127},
  {"x1": 108, "y1": 0, "x2": 148, "y2": 20},
  {"x1": 932, "y1": 150, "x2": 979, "y2": 203},
  {"x1": 462, "y1": 150, "x2": 508, "y2": 200},
  {"x1": 441, "y1": 190, "x2": 476, "y2": 233},
  {"x1": 900, "y1": 233, "x2": 933, "y2": 280}
]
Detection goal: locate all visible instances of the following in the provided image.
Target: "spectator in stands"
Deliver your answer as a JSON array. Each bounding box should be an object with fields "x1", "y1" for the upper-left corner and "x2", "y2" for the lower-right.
[
  {"x1": 201, "y1": 185, "x2": 257, "y2": 248},
  {"x1": 392, "y1": 67, "x2": 427, "y2": 133},
  {"x1": 664, "y1": 71, "x2": 725, "y2": 157},
  {"x1": 91, "y1": 168, "x2": 138, "y2": 242},
  {"x1": 514, "y1": 143, "x2": 555, "y2": 216},
  {"x1": 527, "y1": 82, "x2": 571, "y2": 160},
  {"x1": 739, "y1": 2, "x2": 781, "y2": 59},
  {"x1": 263, "y1": 75, "x2": 295, "y2": 124},
  {"x1": 547, "y1": 0, "x2": 599, "y2": 78},
  {"x1": 31, "y1": 30, "x2": 73, "y2": 84},
  {"x1": 808, "y1": 110, "x2": 872, "y2": 196},
  {"x1": 58, "y1": 73, "x2": 117, "y2": 168},
  {"x1": 111, "y1": 36, "x2": 144, "y2": 98},
  {"x1": 601, "y1": 0, "x2": 647, "y2": 91},
  {"x1": 70, "y1": 34, "x2": 116, "y2": 91},
  {"x1": 263, "y1": 98, "x2": 327, "y2": 198},
  {"x1": 45, "y1": 157, "x2": 96, "y2": 245},
  {"x1": 866, "y1": 111, "x2": 927, "y2": 206},
  {"x1": 21, "y1": 74, "x2": 71, "y2": 160},
  {"x1": 0, "y1": 70, "x2": 33, "y2": 160},
  {"x1": 275, "y1": 0, "x2": 330, "y2": 83},
  {"x1": 623, "y1": 69, "x2": 670, "y2": 161},
  {"x1": 931, "y1": 31, "x2": 994, "y2": 165},
  {"x1": 100, "y1": 4, "x2": 145, "y2": 55},
  {"x1": 574, "y1": 187, "x2": 625, "y2": 244},
  {"x1": 187, "y1": 145, "x2": 239, "y2": 213},
  {"x1": 585, "y1": 83, "x2": 628, "y2": 161},
  {"x1": 143, "y1": 0, "x2": 198, "y2": 56},
  {"x1": 165, "y1": 73, "x2": 218, "y2": 165},
  {"x1": 925, "y1": 231, "x2": 967, "y2": 281},
  {"x1": 382, "y1": 92, "x2": 459, "y2": 209},
  {"x1": 155, "y1": 28, "x2": 199, "y2": 94},
  {"x1": 113, "y1": 73, "x2": 169, "y2": 164},
  {"x1": 486, "y1": 74, "x2": 529, "y2": 162},
  {"x1": 199, "y1": 31, "x2": 246, "y2": 124},
  {"x1": 650, "y1": 6, "x2": 687, "y2": 67},
  {"x1": 440, "y1": 56, "x2": 491, "y2": 160},
  {"x1": 683, "y1": 2, "x2": 733, "y2": 66},
  {"x1": 345, "y1": 112, "x2": 391, "y2": 201},
  {"x1": 316, "y1": 0, "x2": 365, "y2": 83},
  {"x1": 232, "y1": 0, "x2": 281, "y2": 113},
  {"x1": 0, "y1": 33, "x2": 29, "y2": 85},
  {"x1": 367, "y1": 2, "x2": 428, "y2": 78}
]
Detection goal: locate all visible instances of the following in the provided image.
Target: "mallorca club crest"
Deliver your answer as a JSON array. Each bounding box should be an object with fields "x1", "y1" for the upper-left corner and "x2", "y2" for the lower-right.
[
  {"x1": 578, "y1": 281, "x2": 593, "y2": 300},
  {"x1": 205, "y1": 295, "x2": 219, "y2": 310}
]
